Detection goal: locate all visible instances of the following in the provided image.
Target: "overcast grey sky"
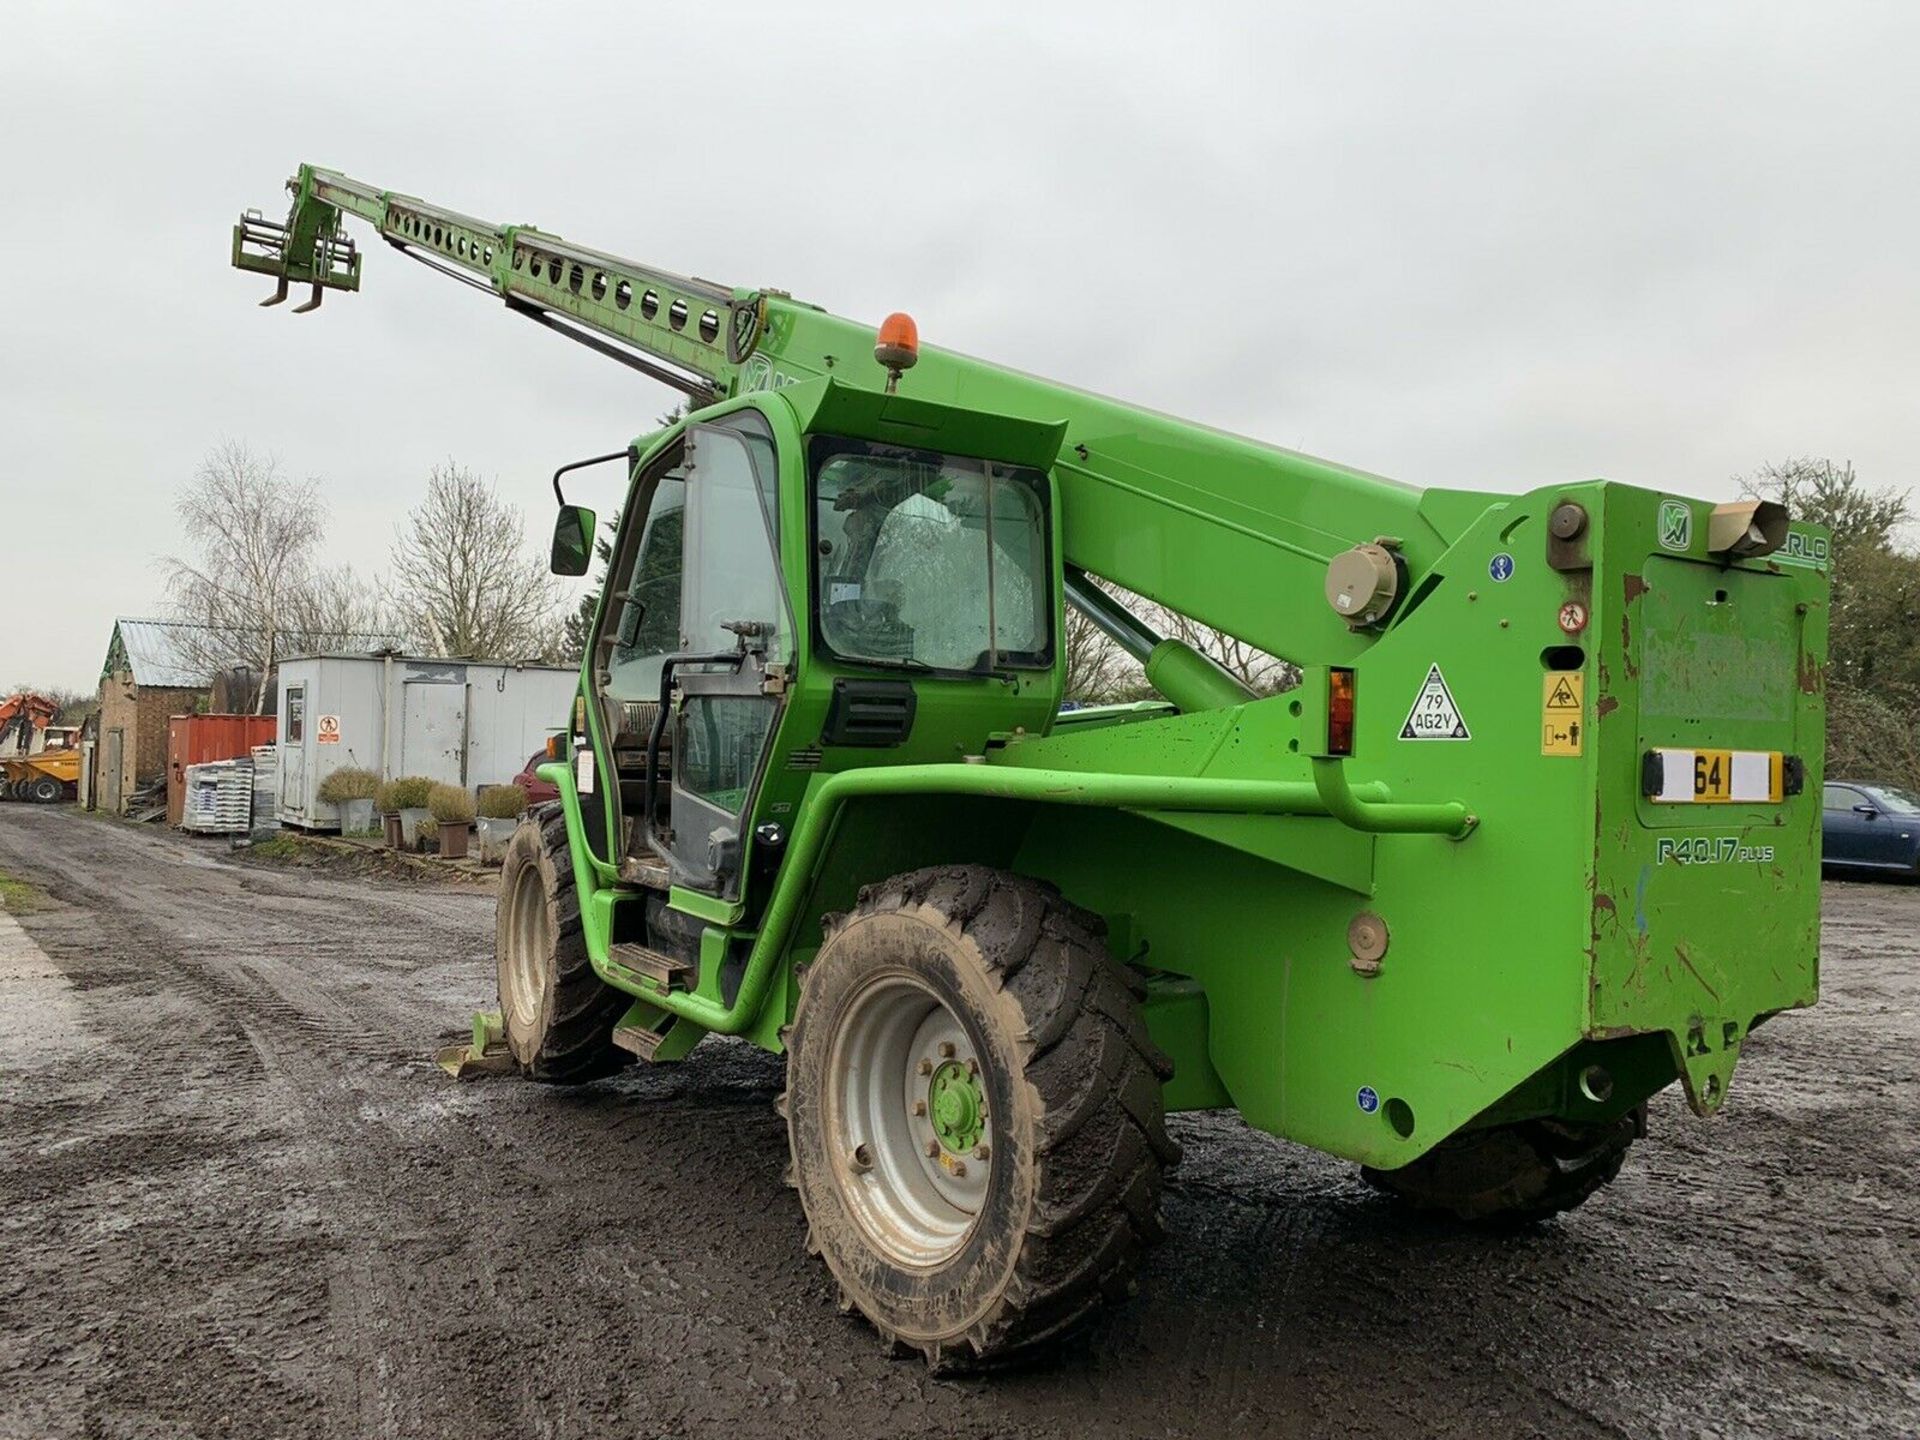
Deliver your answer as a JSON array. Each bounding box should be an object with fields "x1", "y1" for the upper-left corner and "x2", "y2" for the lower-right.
[{"x1": 3, "y1": 1, "x2": 1916, "y2": 690}]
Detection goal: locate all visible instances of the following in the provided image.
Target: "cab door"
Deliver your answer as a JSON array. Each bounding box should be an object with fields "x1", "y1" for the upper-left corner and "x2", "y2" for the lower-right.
[{"x1": 666, "y1": 417, "x2": 789, "y2": 897}]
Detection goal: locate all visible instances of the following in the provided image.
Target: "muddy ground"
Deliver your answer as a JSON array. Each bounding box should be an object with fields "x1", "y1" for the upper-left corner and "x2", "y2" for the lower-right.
[{"x1": 0, "y1": 804, "x2": 1913, "y2": 1439}]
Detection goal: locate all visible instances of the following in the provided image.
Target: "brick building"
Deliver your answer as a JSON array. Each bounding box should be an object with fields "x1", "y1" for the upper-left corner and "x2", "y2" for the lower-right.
[{"x1": 94, "y1": 619, "x2": 219, "y2": 814}]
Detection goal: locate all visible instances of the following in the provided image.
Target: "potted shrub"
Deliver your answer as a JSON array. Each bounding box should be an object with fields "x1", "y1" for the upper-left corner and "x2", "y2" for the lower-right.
[
  {"x1": 427, "y1": 782, "x2": 477, "y2": 860},
  {"x1": 374, "y1": 779, "x2": 405, "y2": 848},
  {"x1": 475, "y1": 783, "x2": 527, "y2": 863},
  {"x1": 377, "y1": 775, "x2": 435, "y2": 849},
  {"x1": 317, "y1": 766, "x2": 380, "y2": 836}
]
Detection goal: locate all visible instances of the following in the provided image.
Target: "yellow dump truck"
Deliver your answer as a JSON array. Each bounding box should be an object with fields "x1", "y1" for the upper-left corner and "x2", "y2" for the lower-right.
[{"x1": 1, "y1": 734, "x2": 81, "y2": 803}]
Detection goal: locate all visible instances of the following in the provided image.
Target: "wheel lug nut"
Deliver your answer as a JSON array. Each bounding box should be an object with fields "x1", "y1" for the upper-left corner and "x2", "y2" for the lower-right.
[
  {"x1": 951, "y1": 1161, "x2": 967, "y2": 1178},
  {"x1": 917, "y1": 1059, "x2": 933, "y2": 1076},
  {"x1": 966, "y1": 1058, "x2": 978, "y2": 1075},
  {"x1": 973, "y1": 1144, "x2": 990, "y2": 1161},
  {"x1": 937, "y1": 1041, "x2": 956, "y2": 1059},
  {"x1": 912, "y1": 1100, "x2": 926, "y2": 1117},
  {"x1": 925, "y1": 1140, "x2": 941, "y2": 1158}
]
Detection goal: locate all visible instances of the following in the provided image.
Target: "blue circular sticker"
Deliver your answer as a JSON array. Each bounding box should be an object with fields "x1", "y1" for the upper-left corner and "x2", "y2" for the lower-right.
[
  {"x1": 1489, "y1": 553, "x2": 1515, "y2": 582},
  {"x1": 1356, "y1": 1086, "x2": 1380, "y2": 1114}
]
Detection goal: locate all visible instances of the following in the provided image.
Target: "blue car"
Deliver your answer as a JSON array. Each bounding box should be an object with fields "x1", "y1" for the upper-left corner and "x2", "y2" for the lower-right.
[{"x1": 1822, "y1": 781, "x2": 1920, "y2": 877}]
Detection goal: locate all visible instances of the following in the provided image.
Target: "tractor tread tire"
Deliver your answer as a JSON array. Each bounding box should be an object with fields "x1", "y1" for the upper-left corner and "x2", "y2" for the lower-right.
[
  {"x1": 495, "y1": 802, "x2": 630, "y2": 1085},
  {"x1": 1360, "y1": 1106, "x2": 1643, "y2": 1224},
  {"x1": 784, "y1": 864, "x2": 1177, "y2": 1372}
]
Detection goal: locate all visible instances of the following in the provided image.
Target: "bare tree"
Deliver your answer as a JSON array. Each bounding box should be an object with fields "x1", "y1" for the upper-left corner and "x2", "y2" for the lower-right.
[
  {"x1": 163, "y1": 442, "x2": 326, "y2": 713},
  {"x1": 1061, "y1": 600, "x2": 1138, "y2": 704},
  {"x1": 1062, "y1": 574, "x2": 1295, "y2": 706},
  {"x1": 284, "y1": 563, "x2": 393, "y2": 643},
  {"x1": 391, "y1": 462, "x2": 562, "y2": 660},
  {"x1": 1739, "y1": 457, "x2": 1911, "y2": 566}
]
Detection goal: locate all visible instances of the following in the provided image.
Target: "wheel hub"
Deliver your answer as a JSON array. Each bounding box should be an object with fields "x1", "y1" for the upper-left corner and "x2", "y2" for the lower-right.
[{"x1": 929, "y1": 1061, "x2": 984, "y2": 1153}]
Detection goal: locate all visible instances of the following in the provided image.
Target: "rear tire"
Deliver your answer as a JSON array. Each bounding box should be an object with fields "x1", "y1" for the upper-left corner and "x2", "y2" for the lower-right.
[
  {"x1": 30, "y1": 777, "x2": 62, "y2": 803},
  {"x1": 1361, "y1": 1107, "x2": 1644, "y2": 1223},
  {"x1": 784, "y1": 865, "x2": 1178, "y2": 1370},
  {"x1": 495, "y1": 802, "x2": 630, "y2": 1084}
]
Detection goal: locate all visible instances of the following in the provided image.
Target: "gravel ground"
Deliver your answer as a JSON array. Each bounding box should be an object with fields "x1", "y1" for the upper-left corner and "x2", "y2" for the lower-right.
[{"x1": 0, "y1": 804, "x2": 1913, "y2": 1439}]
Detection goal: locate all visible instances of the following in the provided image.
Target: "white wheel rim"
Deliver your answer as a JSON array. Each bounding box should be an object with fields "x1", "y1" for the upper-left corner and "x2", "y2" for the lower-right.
[
  {"x1": 503, "y1": 864, "x2": 548, "y2": 1031},
  {"x1": 824, "y1": 972, "x2": 994, "y2": 1268}
]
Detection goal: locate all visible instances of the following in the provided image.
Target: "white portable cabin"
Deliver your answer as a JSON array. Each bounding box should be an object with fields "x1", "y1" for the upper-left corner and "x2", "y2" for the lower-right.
[{"x1": 275, "y1": 653, "x2": 576, "y2": 830}]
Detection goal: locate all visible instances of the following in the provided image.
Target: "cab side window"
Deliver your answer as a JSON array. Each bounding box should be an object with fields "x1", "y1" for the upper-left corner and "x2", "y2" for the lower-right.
[{"x1": 608, "y1": 475, "x2": 686, "y2": 702}]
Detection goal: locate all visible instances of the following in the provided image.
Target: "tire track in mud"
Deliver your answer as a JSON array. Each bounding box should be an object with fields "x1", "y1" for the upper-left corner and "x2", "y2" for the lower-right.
[
  {"x1": 0, "y1": 812, "x2": 865, "y2": 1436},
  {"x1": 2, "y1": 806, "x2": 1916, "y2": 1440},
  {"x1": 0, "y1": 814, "x2": 509, "y2": 1437}
]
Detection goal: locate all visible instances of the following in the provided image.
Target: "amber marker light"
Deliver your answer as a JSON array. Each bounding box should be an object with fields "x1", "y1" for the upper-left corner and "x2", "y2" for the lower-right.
[
  {"x1": 875, "y1": 311, "x2": 919, "y2": 393},
  {"x1": 1328, "y1": 667, "x2": 1357, "y2": 756}
]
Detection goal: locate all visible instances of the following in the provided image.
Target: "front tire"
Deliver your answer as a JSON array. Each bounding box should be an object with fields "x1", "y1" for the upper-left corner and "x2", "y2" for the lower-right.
[
  {"x1": 784, "y1": 866, "x2": 1178, "y2": 1370},
  {"x1": 30, "y1": 777, "x2": 62, "y2": 803},
  {"x1": 494, "y1": 803, "x2": 630, "y2": 1084},
  {"x1": 1361, "y1": 1107, "x2": 1644, "y2": 1223}
]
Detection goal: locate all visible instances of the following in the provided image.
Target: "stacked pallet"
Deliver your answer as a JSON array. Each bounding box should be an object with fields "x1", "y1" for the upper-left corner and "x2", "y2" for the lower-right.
[
  {"x1": 249, "y1": 745, "x2": 279, "y2": 832},
  {"x1": 181, "y1": 759, "x2": 255, "y2": 835}
]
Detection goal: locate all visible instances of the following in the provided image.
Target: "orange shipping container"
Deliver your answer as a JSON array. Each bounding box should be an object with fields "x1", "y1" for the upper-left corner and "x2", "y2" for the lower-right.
[{"x1": 166, "y1": 713, "x2": 276, "y2": 826}]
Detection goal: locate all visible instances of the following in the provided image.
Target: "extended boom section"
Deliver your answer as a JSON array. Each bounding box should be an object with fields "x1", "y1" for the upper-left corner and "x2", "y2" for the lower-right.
[
  {"x1": 235, "y1": 165, "x2": 759, "y2": 396},
  {"x1": 234, "y1": 161, "x2": 1830, "y2": 1367}
]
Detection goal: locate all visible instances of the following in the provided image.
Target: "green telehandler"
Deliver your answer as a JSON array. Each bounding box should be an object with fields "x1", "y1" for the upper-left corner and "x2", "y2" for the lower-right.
[{"x1": 235, "y1": 165, "x2": 1829, "y2": 1367}]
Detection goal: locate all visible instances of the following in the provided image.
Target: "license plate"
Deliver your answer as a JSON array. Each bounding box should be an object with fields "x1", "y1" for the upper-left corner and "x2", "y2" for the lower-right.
[{"x1": 1645, "y1": 747, "x2": 1783, "y2": 804}]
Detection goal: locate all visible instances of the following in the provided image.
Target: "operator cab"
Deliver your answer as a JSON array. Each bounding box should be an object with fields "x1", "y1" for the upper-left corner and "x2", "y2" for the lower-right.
[{"x1": 548, "y1": 385, "x2": 1065, "y2": 977}]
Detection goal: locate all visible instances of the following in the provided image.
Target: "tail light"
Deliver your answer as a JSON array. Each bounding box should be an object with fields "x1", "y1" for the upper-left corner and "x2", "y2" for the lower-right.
[{"x1": 1328, "y1": 667, "x2": 1356, "y2": 756}]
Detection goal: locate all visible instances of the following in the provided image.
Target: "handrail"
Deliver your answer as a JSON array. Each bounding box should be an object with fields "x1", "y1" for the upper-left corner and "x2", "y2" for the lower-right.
[
  {"x1": 1311, "y1": 757, "x2": 1477, "y2": 839},
  {"x1": 539, "y1": 758, "x2": 1475, "y2": 1038}
]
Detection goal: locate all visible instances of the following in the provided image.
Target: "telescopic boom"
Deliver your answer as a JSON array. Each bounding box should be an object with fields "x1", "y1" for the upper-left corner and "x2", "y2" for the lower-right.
[{"x1": 235, "y1": 163, "x2": 1455, "y2": 666}]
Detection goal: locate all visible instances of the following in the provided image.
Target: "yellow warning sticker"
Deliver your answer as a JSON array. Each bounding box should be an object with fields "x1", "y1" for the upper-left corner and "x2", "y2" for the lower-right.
[{"x1": 1542, "y1": 672, "x2": 1584, "y2": 756}]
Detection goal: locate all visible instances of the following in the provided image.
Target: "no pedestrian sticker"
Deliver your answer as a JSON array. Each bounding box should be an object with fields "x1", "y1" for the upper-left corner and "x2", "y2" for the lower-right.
[
  {"x1": 1400, "y1": 664, "x2": 1470, "y2": 741},
  {"x1": 316, "y1": 715, "x2": 341, "y2": 744},
  {"x1": 1542, "y1": 672, "x2": 1584, "y2": 757}
]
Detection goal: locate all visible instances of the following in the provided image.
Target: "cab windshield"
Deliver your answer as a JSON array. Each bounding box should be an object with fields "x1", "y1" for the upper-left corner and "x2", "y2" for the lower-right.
[{"x1": 810, "y1": 438, "x2": 1051, "y2": 673}]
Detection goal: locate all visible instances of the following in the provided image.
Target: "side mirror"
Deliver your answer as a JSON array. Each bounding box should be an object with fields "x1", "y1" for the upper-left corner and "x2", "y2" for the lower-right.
[
  {"x1": 1853, "y1": 803, "x2": 1880, "y2": 818},
  {"x1": 549, "y1": 504, "x2": 597, "y2": 576}
]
